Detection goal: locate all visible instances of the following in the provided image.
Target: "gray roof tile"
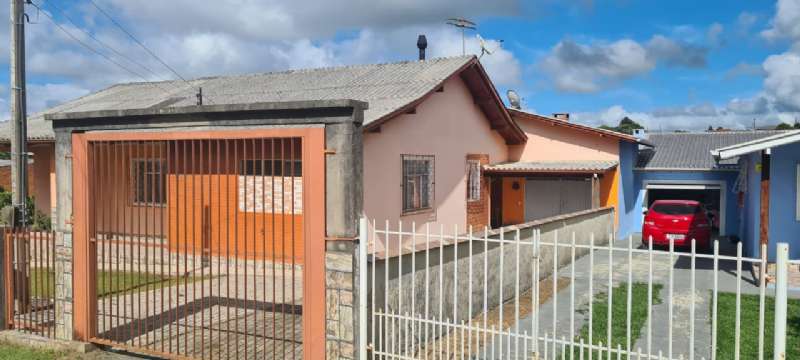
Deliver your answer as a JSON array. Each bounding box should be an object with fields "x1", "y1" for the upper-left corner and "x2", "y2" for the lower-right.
[
  {"x1": 485, "y1": 160, "x2": 619, "y2": 173},
  {"x1": 0, "y1": 56, "x2": 474, "y2": 142},
  {"x1": 636, "y1": 131, "x2": 787, "y2": 170}
]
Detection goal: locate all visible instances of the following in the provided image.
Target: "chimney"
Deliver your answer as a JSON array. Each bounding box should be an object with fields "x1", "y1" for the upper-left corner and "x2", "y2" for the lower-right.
[
  {"x1": 552, "y1": 113, "x2": 570, "y2": 122},
  {"x1": 417, "y1": 35, "x2": 427, "y2": 61}
]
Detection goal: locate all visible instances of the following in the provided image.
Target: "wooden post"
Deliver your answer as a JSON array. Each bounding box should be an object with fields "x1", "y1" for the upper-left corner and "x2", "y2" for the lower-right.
[{"x1": 760, "y1": 149, "x2": 771, "y2": 247}]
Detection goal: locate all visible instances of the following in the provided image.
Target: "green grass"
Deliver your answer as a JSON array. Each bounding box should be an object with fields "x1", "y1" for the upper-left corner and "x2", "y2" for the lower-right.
[
  {"x1": 27, "y1": 269, "x2": 209, "y2": 298},
  {"x1": 573, "y1": 283, "x2": 663, "y2": 359},
  {"x1": 0, "y1": 342, "x2": 66, "y2": 360},
  {"x1": 715, "y1": 292, "x2": 800, "y2": 359}
]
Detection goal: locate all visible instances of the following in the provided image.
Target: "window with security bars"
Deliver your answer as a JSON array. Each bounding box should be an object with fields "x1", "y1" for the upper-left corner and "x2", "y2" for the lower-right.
[
  {"x1": 132, "y1": 159, "x2": 165, "y2": 205},
  {"x1": 467, "y1": 160, "x2": 481, "y2": 201},
  {"x1": 402, "y1": 155, "x2": 434, "y2": 213}
]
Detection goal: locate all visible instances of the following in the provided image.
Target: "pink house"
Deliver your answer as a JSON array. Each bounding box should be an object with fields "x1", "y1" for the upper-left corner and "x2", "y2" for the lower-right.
[{"x1": 1, "y1": 55, "x2": 646, "y2": 254}]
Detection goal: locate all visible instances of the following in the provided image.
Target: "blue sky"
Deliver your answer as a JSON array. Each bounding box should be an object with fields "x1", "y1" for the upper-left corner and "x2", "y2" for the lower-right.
[{"x1": 3, "y1": 0, "x2": 800, "y2": 131}]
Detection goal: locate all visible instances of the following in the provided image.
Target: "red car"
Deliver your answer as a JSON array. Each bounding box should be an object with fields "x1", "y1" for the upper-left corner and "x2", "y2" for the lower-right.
[{"x1": 642, "y1": 200, "x2": 712, "y2": 250}]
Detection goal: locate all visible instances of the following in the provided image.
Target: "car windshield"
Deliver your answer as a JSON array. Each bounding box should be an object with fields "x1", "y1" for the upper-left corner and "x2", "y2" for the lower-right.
[{"x1": 652, "y1": 203, "x2": 699, "y2": 215}]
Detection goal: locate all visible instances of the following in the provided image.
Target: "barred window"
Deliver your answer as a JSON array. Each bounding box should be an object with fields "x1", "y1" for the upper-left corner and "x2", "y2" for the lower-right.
[
  {"x1": 132, "y1": 159, "x2": 165, "y2": 205},
  {"x1": 467, "y1": 160, "x2": 481, "y2": 201},
  {"x1": 402, "y1": 155, "x2": 434, "y2": 213}
]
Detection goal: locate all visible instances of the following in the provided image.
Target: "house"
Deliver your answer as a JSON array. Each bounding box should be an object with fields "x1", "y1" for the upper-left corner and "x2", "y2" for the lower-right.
[
  {"x1": 711, "y1": 130, "x2": 800, "y2": 260},
  {"x1": 633, "y1": 130, "x2": 791, "y2": 256},
  {"x1": 488, "y1": 109, "x2": 650, "y2": 238},
  {"x1": 1, "y1": 55, "x2": 646, "y2": 255},
  {"x1": 0, "y1": 117, "x2": 56, "y2": 219}
]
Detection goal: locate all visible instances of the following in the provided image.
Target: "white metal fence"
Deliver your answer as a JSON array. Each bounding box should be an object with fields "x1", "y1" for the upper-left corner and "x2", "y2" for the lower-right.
[{"x1": 358, "y1": 218, "x2": 793, "y2": 360}]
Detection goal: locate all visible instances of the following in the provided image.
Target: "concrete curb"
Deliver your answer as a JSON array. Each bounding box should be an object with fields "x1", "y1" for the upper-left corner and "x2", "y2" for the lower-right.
[{"x1": 0, "y1": 330, "x2": 96, "y2": 353}]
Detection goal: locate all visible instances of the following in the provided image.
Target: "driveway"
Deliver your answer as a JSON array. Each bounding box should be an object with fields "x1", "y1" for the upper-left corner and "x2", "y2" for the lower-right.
[{"x1": 484, "y1": 233, "x2": 771, "y2": 359}]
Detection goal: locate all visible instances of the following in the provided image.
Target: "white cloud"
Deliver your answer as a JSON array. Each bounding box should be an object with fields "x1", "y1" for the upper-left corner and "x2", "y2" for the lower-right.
[
  {"x1": 737, "y1": 12, "x2": 758, "y2": 33},
  {"x1": 539, "y1": 34, "x2": 710, "y2": 93},
  {"x1": 706, "y1": 22, "x2": 724, "y2": 45},
  {"x1": 726, "y1": 96, "x2": 770, "y2": 115},
  {"x1": 646, "y1": 35, "x2": 708, "y2": 68},
  {"x1": 763, "y1": 51, "x2": 800, "y2": 111},
  {"x1": 652, "y1": 103, "x2": 718, "y2": 117},
  {"x1": 100, "y1": 0, "x2": 519, "y2": 41},
  {"x1": 762, "y1": 0, "x2": 800, "y2": 42},
  {"x1": 724, "y1": 62, "x2": 766, "y2": 80},
  {"x1": 539, "y1": 39, "x2": 653, "y2": 92}
]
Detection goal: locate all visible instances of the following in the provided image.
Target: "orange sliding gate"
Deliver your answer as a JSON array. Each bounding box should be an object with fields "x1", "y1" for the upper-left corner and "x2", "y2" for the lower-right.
[{"x1": 71, "y1": 128, "x2": 325, "y2": 359}]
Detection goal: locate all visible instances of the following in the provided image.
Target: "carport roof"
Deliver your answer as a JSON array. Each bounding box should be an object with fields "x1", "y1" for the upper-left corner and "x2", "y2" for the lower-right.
[
  {"x1": 484, "y1": 160, "x2": 618, "y2": 174},
  {"x1": 636, "y1": 131, "x2": 787, "y2": 170},
  {"x1": 711, "y1": 130, "x2": 800, "y2": 160}
]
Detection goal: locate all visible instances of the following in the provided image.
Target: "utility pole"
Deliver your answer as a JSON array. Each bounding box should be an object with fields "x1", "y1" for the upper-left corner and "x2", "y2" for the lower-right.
[{"x1": 10, "y1": 0, "x2": 28, "y2": 225}]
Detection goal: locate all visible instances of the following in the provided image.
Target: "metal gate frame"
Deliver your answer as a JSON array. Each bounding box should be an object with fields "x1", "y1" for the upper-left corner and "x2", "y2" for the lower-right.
[{"x1": 71, "y1": 127, "x2": 326, "y2": 359}]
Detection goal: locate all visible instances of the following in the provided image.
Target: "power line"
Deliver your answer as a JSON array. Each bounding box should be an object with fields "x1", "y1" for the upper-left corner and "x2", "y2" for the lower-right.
[
  {"x1": 38, "y1": 0, "x2": 168, "y2": 84},
  {"x1": 87, "y1": 0, "x2": 188, "y2": 82},
  {"x1": 35, "y1": 5, "x2": 177, "y2": 95}
]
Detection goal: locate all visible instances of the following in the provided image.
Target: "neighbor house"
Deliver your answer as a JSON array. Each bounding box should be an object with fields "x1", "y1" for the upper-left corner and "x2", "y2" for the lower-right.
[
  {"x1": 633, "y1": 130, "x2": 792, "y2": 258},
  {"x1": 487, "y1": 109, "x2": 649, "y2": 239},
  {"x1": 711, "y1": 130, "x2": 800, "y2": 260}
]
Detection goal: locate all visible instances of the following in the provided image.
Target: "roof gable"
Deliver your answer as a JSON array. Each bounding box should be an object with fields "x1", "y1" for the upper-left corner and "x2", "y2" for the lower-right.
[
  {"x1": 508, "y1": 109, "x2": 641, "y2": 144},
  {"x1": 0, "y1": 56, "x2": 526, "y2": 144}
]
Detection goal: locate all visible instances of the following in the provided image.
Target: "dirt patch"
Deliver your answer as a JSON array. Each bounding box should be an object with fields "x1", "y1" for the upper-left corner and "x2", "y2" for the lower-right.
[{"x1": 416, "y1": 276, "x2": 570, "y2": 359}]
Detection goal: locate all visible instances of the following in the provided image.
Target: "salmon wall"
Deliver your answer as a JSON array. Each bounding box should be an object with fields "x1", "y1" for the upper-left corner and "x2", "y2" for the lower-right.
[
  {"x1": 363, "y1": 76, "x2": 509, "y2": 252},
  {"x1": 508, "y1": 119, "x2": 619, "y2": 162}
]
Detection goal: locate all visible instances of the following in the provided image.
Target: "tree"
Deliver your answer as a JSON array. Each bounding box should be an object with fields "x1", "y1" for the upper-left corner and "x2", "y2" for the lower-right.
[
  {"x1": 602, "y1": 116, "x2": 645, "y2": 135},
  {"x1": 707, "y1": 125, "x2": 714, "y2": 132},
  {"x1": 775, "y1": 122, "x2": 795, "y2": 130}
]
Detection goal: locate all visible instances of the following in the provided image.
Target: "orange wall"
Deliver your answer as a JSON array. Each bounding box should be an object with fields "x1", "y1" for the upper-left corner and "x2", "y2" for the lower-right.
[
  {"x1": 167, "y1": 173, "x2": 303, "y2": 262},
  {"x1": 91, "y1": 140, "x2": 304, "y2": 262},
  {"x1": 508, "y1": 118, "x2": 619, "y2": 162}
]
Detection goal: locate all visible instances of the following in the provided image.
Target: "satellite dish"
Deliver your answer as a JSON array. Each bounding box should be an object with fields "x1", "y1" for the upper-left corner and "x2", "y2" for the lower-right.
[{"x1": 507, "y1": 90, "x2": 521, "y2": 110}]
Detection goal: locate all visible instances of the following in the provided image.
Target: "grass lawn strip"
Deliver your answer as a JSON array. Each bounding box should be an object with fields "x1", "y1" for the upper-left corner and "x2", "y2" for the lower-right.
[
  {"x1": 0, "y1": 341, "x2": 67, "y2": 360},
  {"x1": 715, "y1": 292, "x2": 800, "y2": 359},
  {"x1": 574, "y1": 282, "x2": 663, "y2": 359},
  {"x1": 28, "y1": 269, "x2": 210, "y2": 298}
]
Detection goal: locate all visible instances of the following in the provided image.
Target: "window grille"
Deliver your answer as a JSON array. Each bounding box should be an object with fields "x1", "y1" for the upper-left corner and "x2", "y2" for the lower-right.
[
  {"x1": 132, "y1": 159, "x2": 165, "y2": 205},
  {"x1": 467, "y1": 160, "x2": 481, "y2": 201},
  {"x1": 402, "y1": 155, "x2": 434, "y2": 213}
]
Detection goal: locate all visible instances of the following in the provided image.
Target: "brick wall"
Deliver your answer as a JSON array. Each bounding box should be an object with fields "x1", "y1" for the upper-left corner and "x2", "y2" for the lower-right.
[{"x1": 466, "y1": 154, "x2": 490, "y2": 230}]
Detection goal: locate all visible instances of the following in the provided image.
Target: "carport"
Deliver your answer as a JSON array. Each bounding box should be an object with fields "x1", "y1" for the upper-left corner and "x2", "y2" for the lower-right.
[{"x1": 643, "y1": 180, "x2": 725, "y2": 234}]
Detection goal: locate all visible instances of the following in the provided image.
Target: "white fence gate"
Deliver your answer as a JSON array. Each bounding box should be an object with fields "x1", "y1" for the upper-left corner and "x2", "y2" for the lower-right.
[{"x1": 358, "y1": 218, "x2": 793, "y2": 360}]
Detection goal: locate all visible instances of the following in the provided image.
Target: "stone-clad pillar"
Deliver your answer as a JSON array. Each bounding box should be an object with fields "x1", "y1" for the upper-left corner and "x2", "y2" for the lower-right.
[
  {"x1": 53, "y1": 130, "x2": 73, "y2": 340},
  {"x1": 324, "y1": 116, "x2": 363, "y2": 359}
]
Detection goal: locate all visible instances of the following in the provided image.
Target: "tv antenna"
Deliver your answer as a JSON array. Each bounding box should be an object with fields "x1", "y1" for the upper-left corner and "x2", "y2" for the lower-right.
[
  {"x1": 446, "y1": 17, "x2": 476, "y2": 55},
  {"x1": 477, "y1": 34, "x2": 503, "y2": 58}
]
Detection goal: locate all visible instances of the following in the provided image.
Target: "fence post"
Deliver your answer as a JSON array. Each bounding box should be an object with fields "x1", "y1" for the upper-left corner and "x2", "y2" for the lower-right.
[
  {"x1": 0, "y1": 228, "x2": 6, "y2": 330},
  {"x1": 773, "y1": 242, "x2": 788, "y2": 360},
  {"x1": 358, "y1": 217, "x2": 368, "y2": 360}
]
